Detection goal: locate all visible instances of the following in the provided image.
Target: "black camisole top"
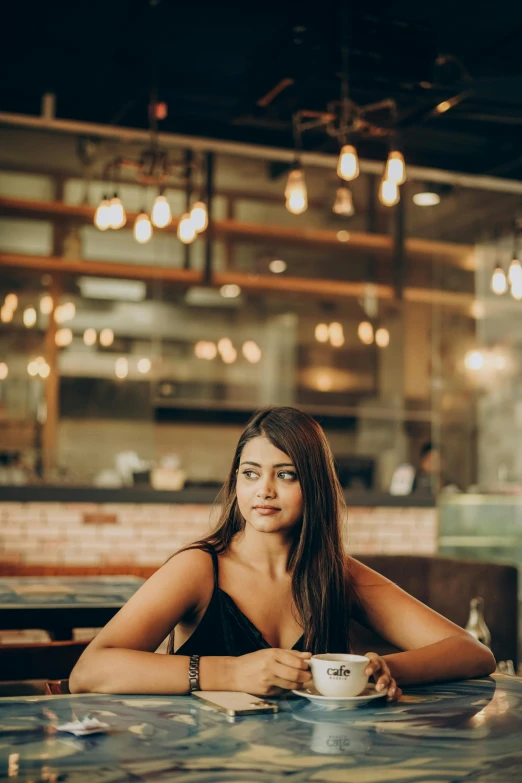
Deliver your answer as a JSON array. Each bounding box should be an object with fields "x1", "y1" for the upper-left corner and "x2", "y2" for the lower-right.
[{"x1": 172, "y1": 545, "x2": 305, "y2": 657}]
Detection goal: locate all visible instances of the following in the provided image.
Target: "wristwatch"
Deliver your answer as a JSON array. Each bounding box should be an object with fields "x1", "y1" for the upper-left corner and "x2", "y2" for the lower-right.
[{"x1": 188, "y1": 654, "x2": 200, "y2": 692}]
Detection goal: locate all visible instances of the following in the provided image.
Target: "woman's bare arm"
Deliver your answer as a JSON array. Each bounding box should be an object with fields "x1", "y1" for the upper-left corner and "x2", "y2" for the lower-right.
[
  {"x1": 348, "y1": 557, "x2": 496, "y2": 686},
  {"x1": 70, "y1": 549, "x2": 235, "y2": 694}
]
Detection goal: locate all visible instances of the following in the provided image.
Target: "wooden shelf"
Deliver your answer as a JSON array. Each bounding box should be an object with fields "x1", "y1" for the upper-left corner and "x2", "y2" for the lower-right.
[
  {"x1": 0, "y1": 196, "x2": 475, "y2": 269},
  {"x1": 0, "y1": 251, "x2": 473, "y2": 310}
]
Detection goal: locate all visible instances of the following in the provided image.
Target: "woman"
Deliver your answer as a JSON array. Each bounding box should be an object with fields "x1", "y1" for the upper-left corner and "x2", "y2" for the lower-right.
[{"x1": 70, "y1": 407, "x2": 495, "y2": 698}]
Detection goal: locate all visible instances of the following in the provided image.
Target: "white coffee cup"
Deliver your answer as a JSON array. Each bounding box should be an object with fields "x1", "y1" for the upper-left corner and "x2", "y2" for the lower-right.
[{"x1": 309, "y1": 654, "x2": 370, "y2": 697}]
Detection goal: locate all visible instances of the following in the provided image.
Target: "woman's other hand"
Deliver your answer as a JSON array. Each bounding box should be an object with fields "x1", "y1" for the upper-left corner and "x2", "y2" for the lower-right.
[
  {"x1": 232, "y1": 649, "x2": 312, "y2": 696},
  {"x1": 364, "y1": 651, "x2": 402, "y2": 701}
]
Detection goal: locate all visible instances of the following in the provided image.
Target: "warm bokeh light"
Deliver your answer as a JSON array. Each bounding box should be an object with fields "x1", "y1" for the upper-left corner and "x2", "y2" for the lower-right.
[
  {"x1": 38, "y1": 362, "x2": 50, "y2": 378},
  {"x1": 55, "y1": 327, "x2": 73, "y2": 347},
  {"x1": 194, "y1": 341, "x2": 218, "y2": 360},
  {"x1": 115, "y1": 357, "x2": 128, "y2": 379},
  {"x1": 0, "y1": 362, "x2": 8, "y2": 380},
  {"x1": 23, "y1": 307, "x2": 37, "y2": 327},
  {"x1": 413, "y1": 192, "x2": 440, "y2": 206},
  {"x1": 337, "y1": 145, "x2": 359, "y2": 181},
  {"x1": 358, "y1": 321, "x2": 374, "y2": 345},
  {"x1": 285, "y1": 167, "x2": 308, "y2": 214},
  {"x1": 218, "y1": 338, "x2": 233, "y2": 356},
  {"x1": 379, "y1": 178, "x2": 400, "y2": 207},
  {"x1": 137, "y1": 357, "x2": 152, "y2": 374},
  {"x1": 508, "y1": 258, "x2": 522, "y2": 286},
  {"x1": 94, "y1": 197, "x2": 111, "y2": 230},
  {"x1": 221, "y1": 346, "x2": 237, "y2": 364},
  {"x1": 375, "y1": 327, "x2": 390, "y2": 347},
  {"x1": 99, "y1": 328, "x2": 114, "y2": 347},
  {"x1": 134, "y1": 212, "x2": 153, "y2": 244},
  {"x1": 27, "y1": 360, "x2": 40, "y2": 377},
  {"x1": 55, "y1": 302, "x2": 75, "y2": 323},
  {"x1": 5, "y1": 294, "x2": 18, "y2": 310},
  {"x1": 384, "y1": 150, "x2": 406, "y2": 185},
  {"x1": 491, "y1": 266, "x2": 508, "y2": 295},
  {"x1": 328, "y1": 322, "x2": 344, "y2": 347},
  {"x1": 39, "y1": 295, "x2": 53, "y2": 315},
  {"x1": 464, "y1": 350, "x2": 485, "y2": 371},
  {"x1": 315, "y1": 323, "x2": 329, "y2": 343},
  {"x1": 177, "y1": 213, "x2": 197, "y2": 244},
  {"x1": 0, "y1": 306, "x2": 13, "y2": 323},
  {"x1": 336, "y1": 230, "x2": 350, "y2": 242},
  {"x1": 220, "y1": 284, "x2": 241, "y2": 299},
  {"x1": 108, "y1": 196, "x2": 126, "y2": 229},
  {"x1": 242, "y1": 340, "x2": 262, "y2": 363},
  {"x1": 83, "y1": 328, "x2": 97, "y2": 346},
  {"x1": 190, "y1": 201, "x2": 208, "y2": 233},
  {"x1": 151, "y1": 195, "x2": 172, "y2": 228},
  {"x1": 332, "y1": 185, "x2": 355, "y2": 217},
  {"x1": 269, "y1": 259, "x2": 287, "y2": 274}
]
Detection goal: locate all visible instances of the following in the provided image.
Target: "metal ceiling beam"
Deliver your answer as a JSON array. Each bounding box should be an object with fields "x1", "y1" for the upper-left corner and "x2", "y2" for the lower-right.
[{"x1": 3, "y1": 108, "x2": 522, "y2": 195}]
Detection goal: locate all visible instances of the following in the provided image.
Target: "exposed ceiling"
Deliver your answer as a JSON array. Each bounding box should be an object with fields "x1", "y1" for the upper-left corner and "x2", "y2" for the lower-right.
[{"x1": 3, "y1": 1, "x2": 522, "y2": 178}]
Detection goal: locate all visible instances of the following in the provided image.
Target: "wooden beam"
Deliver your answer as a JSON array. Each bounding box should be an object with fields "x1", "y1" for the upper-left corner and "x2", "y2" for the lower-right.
[
  {"x1": 0, "y1": 252, "x2": 474, "y2": 310},
  {"x1": 0, "y1": 196, "x2": 475, "y2": 268}
]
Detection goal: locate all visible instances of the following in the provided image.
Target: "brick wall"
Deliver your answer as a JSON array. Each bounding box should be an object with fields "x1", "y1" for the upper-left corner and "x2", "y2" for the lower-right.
[{"x1": 0, "y1": 502, "x2": 437, "y2": 570}]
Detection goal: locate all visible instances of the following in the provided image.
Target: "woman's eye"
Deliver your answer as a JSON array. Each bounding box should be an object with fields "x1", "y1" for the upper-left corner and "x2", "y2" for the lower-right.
[
  {"x1": 242, "y1": 470, "x2": 258, "y2": 479},
  {"x1": 279, "y1": 471, "x2": 297, "y2": 481}
]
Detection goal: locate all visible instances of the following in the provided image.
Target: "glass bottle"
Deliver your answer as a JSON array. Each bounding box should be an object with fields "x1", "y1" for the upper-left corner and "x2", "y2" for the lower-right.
[{"x1": 465, "y1": 597, "x2": 491, "y2": 647}]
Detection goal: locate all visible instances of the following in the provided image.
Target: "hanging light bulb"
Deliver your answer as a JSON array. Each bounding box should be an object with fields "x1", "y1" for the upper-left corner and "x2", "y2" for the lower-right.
[
  {"x1": 332, "y1": 185, "x2": 355, "y2": 217},
  {"x1": 151, "y1": 194, "x2": 172, "y2": 228},
  {"x1": 337, "y1": 145, "x2": 359, "y2": 181},
  {"x1": 491, "y1": 265, "x2": 507, "y2": 295},
  {"x1": 379, "y1": 178, "x2": 400, "y2": 207},
  {"x1": 285, "y1": 165, "x2": 308, "y2": 215},
  {"x1": 133, "y1": 212, "x2": 153, "y2": 244},
  {"x1": 190, "y1": 201, "x2": 208, "y2": 233},
  {"x1": 108, "y1": 194, "x2": 126, "y2": 229},
  {"x1": 384, "y1": 150, "x2": 406, "y2": 185},
  {"x1": 508, "y1": 258, "x2": 522, "y2": 286},
  {"x1": 177, "y1": 213, "x2": 197, "y2": 244},
  {"x1": 512, "y1": 280, "x2": 522, "y2": 300},
  {"x1": 94, "y1": 195, "x2": 111, "y2": 230}
]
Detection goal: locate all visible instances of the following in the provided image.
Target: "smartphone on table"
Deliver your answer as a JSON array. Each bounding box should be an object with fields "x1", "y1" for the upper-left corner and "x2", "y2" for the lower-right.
[{"x1": 191, "y1": 691, "x2": 279, "y2": 717}]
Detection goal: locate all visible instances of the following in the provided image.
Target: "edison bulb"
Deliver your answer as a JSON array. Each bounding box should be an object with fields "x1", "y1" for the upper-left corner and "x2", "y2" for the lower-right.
[
  {"x1": 384, "y1": 150, "x2": 406, "y2": 185},
  {"x1": 285, "y1": 167, "x2": 308, "y2": 215},
  {"x1": 134, "y1": 212, "x2": 153, "y2": 244},
  {"x1": 108, "y1": 196, "x2": 126, "y2": 229},
  {"x1": 190, "y1": 201, "x2": 208, "y2": 233},
  {"x1": 151, "y1": 195, "x2": 172, "y2": 228},
  {"x1": 177, "y1": 213, "x2": 197, "y2": 244},
  {"x1": 491, "y1": 266, "x2": 507, "y2": 295},
  {"x1": 332, "y1": 186, "x2": 355, "y2": 216},
  {"x1": 358, "y1": 321, "x2": 374, "y2": 345},
  {"x1": 379, "y1": 178, "x2": 400, "y2": 207},
  {"x1": 337, "y1": 145, "x2": 359, "y2": 181},
  {"x1": 94, "y1": 196, "x2": 111, "y2": 230},
  {"x1": 508, "y1": 258, "x2": 522, "y2": 286},
  {"x1": 23, "y1": 308, "x2": 37, "y2": 327}
]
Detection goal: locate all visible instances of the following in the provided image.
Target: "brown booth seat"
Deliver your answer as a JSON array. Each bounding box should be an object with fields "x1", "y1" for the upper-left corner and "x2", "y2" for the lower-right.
[
  {"x1": 353, "y1": 555, "x2": 518, "y2": 665},
  {"x1": 0, "y1": 555, "x2": 518, "y2": 666}
]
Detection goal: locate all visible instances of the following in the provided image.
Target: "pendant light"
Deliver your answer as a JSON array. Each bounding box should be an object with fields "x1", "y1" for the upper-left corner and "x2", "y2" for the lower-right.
[{"x1": 285, "y1": 164, "x2": 308, "y2": 215}]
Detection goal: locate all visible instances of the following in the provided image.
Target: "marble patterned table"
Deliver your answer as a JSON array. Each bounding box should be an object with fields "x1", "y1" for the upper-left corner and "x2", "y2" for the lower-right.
[
  {"x1": 0, "y1": 577, "x2": 144, "y2": 639},
  {"x1": 1, "y1": 675, "x2": 521, "y2": 782}
]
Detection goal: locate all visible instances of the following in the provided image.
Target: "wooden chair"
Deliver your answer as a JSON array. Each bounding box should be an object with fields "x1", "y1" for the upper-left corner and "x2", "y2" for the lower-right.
[{"x1": 0, "y1": 640, "x2": 89, "y2": 695}]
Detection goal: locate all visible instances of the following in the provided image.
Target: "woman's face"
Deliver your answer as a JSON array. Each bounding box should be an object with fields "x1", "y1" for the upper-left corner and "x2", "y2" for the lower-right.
[{"x1": 236, "y1": 436, "x2": 303, "y2": 536}]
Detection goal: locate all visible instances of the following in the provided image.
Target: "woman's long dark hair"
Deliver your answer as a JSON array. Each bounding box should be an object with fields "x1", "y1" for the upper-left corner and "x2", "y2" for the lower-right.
[{"x1": 168, "y1": 406, "x2": 350, "y2": 654}]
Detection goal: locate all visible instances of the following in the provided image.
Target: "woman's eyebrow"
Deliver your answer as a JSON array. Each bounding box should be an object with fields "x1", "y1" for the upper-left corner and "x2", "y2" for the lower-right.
[{"x1": 239, "y1": 460, "x2": 295, "y2": 468}]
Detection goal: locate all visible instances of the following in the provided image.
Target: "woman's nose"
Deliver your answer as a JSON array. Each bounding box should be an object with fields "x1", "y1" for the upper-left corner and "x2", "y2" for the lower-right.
[{"x1": 256, "y1": 475, "x2": 275, "y2": 498}]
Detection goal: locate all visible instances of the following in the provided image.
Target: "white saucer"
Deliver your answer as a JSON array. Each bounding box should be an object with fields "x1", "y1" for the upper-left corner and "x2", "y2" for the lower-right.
[{"x1": 291, "y1": 683, "x2": 387, "y2": 709}]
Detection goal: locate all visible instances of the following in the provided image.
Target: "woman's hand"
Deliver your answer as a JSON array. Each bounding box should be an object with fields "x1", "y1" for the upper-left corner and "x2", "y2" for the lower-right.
[
  {"x1": 232, "y1": 649, "x2": 313, "y2": 696},
  {"x1": 364, "y1": 652, "x2": 402, "y2": 701}
]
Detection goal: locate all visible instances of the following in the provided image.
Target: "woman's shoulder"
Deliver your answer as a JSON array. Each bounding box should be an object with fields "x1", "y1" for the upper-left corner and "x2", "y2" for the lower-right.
[
  {"x1": 345, "y1": 555, "x2": 391, "y2": 587},
  {"x1": 160, "y1": 546, "x2": 217, "y2": 610}
]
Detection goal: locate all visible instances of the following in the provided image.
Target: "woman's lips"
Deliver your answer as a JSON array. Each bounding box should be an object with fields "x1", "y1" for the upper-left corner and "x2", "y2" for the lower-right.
[{"x1": 253, "y1": 506, "x2": 281, "y2": 516}]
